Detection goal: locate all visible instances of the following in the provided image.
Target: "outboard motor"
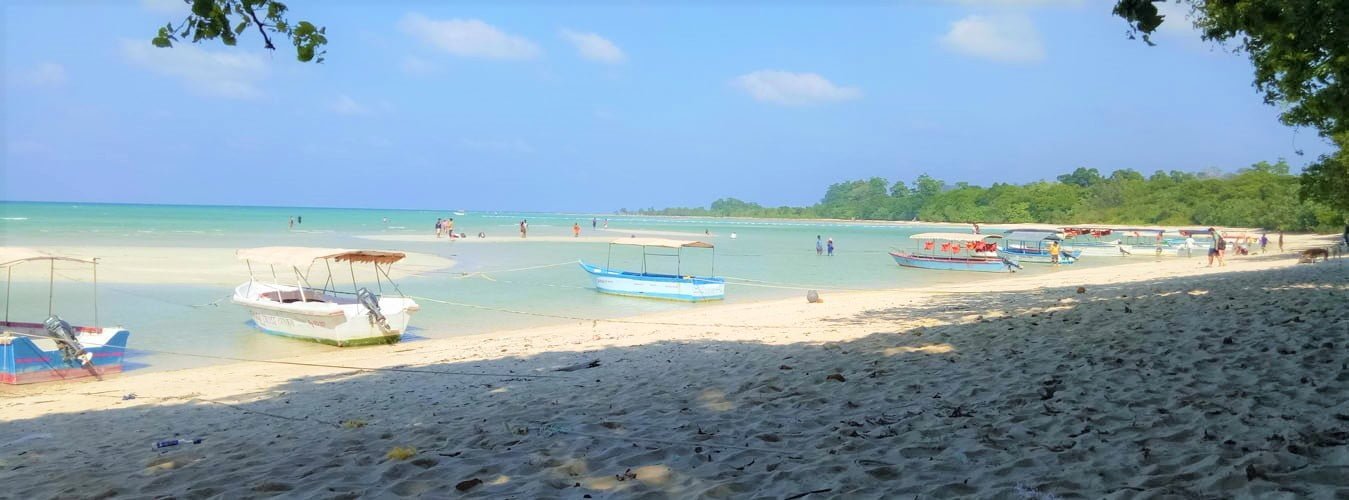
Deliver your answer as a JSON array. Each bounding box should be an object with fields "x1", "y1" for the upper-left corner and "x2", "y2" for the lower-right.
[
  {"x1": 44, "y1": 315, "x2": 93, "y2": 366},
  {"x1": 356, "y1": 287, "x2": 392, "y2": 333}
]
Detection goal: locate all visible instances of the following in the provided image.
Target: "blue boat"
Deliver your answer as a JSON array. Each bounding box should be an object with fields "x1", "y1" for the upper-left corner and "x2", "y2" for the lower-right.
[
  {"x1": 580, "y1": 238, "x2": 725, "y2": 301},
  {"x1": 1, "y1": 249, "x2": 130, "y2": 385},
  {"x1": 1001, "y1": 231, "x2": 1081, "y2": 264},
  {"x1": 890, "y1": 233, "x2": 1020, "y2": 273}
]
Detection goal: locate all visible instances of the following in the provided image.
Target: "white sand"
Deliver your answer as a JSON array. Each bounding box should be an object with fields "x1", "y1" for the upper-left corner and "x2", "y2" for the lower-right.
[{"x1": 2, "y1": 235, "x2": 1347, "y2": 497}]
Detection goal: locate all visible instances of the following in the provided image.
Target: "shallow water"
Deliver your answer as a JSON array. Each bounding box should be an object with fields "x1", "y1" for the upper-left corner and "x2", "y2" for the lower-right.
[{"x1": 1, "y1": 201, "x2": 1120, "y2": 372}]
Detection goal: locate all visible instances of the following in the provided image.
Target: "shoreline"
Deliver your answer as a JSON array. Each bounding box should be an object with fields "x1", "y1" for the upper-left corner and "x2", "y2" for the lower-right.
[
  {"x1": 4, "y1": 235, "x2": 1336, "y2": 395},
  {"x1": 3, "y1": 240, "x2": 1346, "y2": 497}
]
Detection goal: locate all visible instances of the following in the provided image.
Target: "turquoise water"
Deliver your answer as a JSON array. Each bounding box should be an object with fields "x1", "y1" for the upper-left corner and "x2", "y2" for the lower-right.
[{"x1": 1, "y1": 201, "x2": 1113, "y2": 372}]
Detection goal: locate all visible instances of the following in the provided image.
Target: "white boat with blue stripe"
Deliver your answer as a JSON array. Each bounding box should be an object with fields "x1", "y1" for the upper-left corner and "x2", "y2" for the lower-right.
[{"x1": 580, "y1": 238, "x2": 725, "y2": 302}]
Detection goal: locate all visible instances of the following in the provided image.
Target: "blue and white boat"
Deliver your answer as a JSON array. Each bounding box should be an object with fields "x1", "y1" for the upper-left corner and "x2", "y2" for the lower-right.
[
  {"x1": 890, "y1": 233, "x2": 1019, "y2": 273},
  {"x1": 1, "y1": 248, "x2": 130, "y2": 385},
  {"x1": 1001, "y1": 231, "x2": 1081, "y2": 264},
  {"x1": 580, "y1": 238, "x2": 725, "y2": 302}
]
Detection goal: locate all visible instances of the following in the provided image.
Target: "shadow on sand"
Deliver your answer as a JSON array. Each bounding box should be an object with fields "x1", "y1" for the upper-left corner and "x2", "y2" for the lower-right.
[{"x1": 3, "y1": 262, "x2": 1347, "y2": 498}]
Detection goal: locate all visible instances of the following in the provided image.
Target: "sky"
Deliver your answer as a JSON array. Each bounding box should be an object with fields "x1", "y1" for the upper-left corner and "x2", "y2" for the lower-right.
[{"x1": 1, "y1": 0, "x2": 1335, "y2": 212}]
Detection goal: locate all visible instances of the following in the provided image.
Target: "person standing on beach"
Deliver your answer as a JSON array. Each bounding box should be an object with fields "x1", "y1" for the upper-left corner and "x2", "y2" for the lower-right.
[
  {"x1": 1259, "y1": 233, "x2": 1269, "y2": 254},
  {"x1": 816, "y1": 235, "x2": 824, "y2": 255},
  {"x1": 435, "y1": 218, "x2": 443, "y2": 238},
  {"x1": 573, "y1": 223, "x2": 581, "y2": 237},
  {"x1": 826, "y1": 237, "x2": 835, "y2": 256},
  {"x1": 1278, "y1": 231, "x2": 1284, "y2": 252},
  {"x1": 520, "y1": 220, "x2": 528, "y2": 238},
  {"x1": 972, "y1": 223, "x2": 980, "y2": 235},
  {"x1": 1208, "y1": 227, "x2": 1227, "y2": 266},
  {"x1": 446, "y1": 218, "x2": 455, "y2": 238},
  {"x1": 1049, "y1": 240, "x2": 1061, "y2": 265}
]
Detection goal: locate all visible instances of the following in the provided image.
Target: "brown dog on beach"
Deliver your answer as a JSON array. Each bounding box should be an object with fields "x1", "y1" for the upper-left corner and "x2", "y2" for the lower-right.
[{"x1": 1300, "y1": 248, "x2": 1329, "y2": 263}]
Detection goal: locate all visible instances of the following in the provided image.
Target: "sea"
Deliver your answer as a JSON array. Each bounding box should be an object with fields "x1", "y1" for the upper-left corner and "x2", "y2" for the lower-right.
[{"x1": 0, "y1": 201, "x2": 1109, "y2": 373}]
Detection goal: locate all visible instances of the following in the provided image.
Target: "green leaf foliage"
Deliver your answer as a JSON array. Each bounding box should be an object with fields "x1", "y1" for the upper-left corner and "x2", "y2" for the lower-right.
[
  {"x1": 147, "y1": 0, "x2": 325, "y2": 63},
  {"x1": 1113, "y1": 0, "x2": 1348, "y2": 221},
  {"x1": 639, "y1": 161, "x2": 1342, "y2": 232}
]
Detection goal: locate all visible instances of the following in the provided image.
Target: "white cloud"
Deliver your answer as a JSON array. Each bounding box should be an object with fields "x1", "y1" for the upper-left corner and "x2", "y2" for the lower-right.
[
  {"x1": 400, "y1": 55, "x2": 438, "y2": 75},
  {"x1": 731, "y1": 70, "x2": 861, "y2": 106},
  {"x1": 399, "y1": 14, "x2": 539, "y2": 60},
  {"x1": 17, "y1": 63, "x2": 68, "y2": 86},
  {"x1": 559, "y1": 29, "x2": 626, "y2": 64},
  {"x1": 330, "y1": 95, "x2": 367, "y2": 115},
  {"x1": 120, "y1": 39, "x2": 267, "y2": 99},
  {"x1": 941, "y1": 14, "x2": 1046, "y2": 64}
]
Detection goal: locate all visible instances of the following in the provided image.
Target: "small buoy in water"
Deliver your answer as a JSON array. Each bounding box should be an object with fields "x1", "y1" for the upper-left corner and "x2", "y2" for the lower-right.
[
  {"x1": 807, "y1": 290, "x2": 823, "y2": 303},
  {"x1": 730, "y1": 233, "x2": 738, "y2": 239}
]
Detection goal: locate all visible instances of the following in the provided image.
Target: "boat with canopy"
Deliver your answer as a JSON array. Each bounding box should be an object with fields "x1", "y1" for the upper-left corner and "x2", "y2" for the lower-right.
[
  {"x1": 579, "y1": 238, "x2": 725, "y2": 301},
  {"x1": 232, "y1": 247, "x2": 420, "y2": 346},
  {"x1": 890, "y1": 233, "x2": 1020, "y2": 272},
  {"x1": 1059, "y1": 227, "x2": 1130, "y2": 257},
  {"x1": 1000, "y1": 231, "x2": 1082, "y2": 264},
  {"x1": 1, "y1": 248, "x2": 130, "y2": 385}
]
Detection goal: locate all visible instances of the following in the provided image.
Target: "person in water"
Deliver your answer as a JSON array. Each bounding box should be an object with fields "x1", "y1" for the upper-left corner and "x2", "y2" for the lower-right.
[
  {"x1": 826, "y1": 237, "x2": 835, "y2": 256},
  {"x1": 816, "y1": 235, "x2": 824, "y2": 255},
  {"x1": 520, "y1": 220, "x2": 528, "y2": 238},
  {"x1": 592, "y1": 217, "x2": 597, "y2": 229},
  {"x1": 288, "y1": 217, "x2": 294, "y2": 230},
  {"x1": 573, "y1": 223, "x2": 581, "y2": 237}
]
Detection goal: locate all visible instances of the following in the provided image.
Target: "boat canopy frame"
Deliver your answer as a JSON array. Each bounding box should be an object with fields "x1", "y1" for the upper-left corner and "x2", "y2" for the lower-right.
[
  {"x1": 236, "y1": 247, "x2": 409, "y2": 302},
  {"x1": 0, "y1": 248, "x2": 100, "y2": 326},
  {"x1": 905, "y1": 233, "x2": 1003, "y2": 259},
  {"x1": 604, "y1": 238, "x2": 716, "y2": 277}
]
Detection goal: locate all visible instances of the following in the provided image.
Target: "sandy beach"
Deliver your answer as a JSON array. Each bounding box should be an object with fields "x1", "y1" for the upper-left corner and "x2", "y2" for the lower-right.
[{"x1": 3, "y1": 234, "x2": 1346, "y2": 498}]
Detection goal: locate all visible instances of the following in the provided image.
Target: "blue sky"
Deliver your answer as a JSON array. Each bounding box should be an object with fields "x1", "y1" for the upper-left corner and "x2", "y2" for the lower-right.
[{"x1": 1, "y1": 0, "x2": 1333, "y2": 211}]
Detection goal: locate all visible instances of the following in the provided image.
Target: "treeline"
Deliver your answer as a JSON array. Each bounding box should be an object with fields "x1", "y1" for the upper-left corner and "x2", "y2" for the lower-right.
[{"x1": 635, "y1": 161, "x2": 1345, "y2": 231}]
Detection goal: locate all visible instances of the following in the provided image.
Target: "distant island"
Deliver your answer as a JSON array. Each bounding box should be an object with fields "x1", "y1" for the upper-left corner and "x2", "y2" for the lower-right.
[{"x1": 630, "y1": 161, "x2": 1344, "y2": 232}]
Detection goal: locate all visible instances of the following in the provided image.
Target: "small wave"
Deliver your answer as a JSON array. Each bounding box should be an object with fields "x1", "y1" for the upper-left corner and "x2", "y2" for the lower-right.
[{"x1": 0, "y1": 217, "x2": 29, "y2": 221}]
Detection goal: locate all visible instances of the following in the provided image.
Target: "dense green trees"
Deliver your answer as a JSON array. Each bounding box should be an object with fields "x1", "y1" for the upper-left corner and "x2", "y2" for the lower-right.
[
  {"x1": 639, "y1": 161, "x2": 1342, "y2": 231},
  {"x1": 1114, "y1": 0, "x2": 1349, "y2": 216}
]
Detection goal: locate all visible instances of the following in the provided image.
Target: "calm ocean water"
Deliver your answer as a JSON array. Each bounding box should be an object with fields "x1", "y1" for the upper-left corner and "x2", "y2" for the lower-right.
[{"x1": 0, "y1": 201, "x2": 1104, "y2": 373}]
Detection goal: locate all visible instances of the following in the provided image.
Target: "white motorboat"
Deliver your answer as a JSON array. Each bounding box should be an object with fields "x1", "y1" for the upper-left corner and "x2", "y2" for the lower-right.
[{"x1": 232, "y1": 247, "x2": 419, "y2": 346}]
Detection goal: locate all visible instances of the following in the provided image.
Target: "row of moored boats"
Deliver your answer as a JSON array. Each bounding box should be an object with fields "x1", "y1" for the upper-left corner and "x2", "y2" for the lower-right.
[{"x1": 0, "y1": 227, "x2": 1231, "y2": 384}]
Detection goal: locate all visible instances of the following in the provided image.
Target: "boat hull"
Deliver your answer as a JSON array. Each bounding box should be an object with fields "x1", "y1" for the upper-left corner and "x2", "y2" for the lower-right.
[
  {"x1": 232, "y1": 283, "x2": 418, "y2": 347},
  {"x1": 580, "y1": 262, "x2": 725, "y2": 302},
  {"x1": 1, "y1": 322, "x2": 129, "y2": 385},
  {"x1": 999, "y1": 247, "x2": 1081, "y2": 264},
  {"x1": 1067, "y1": 242, "x2": 1130, "y2": 257},
  {"x1": 889, "y1": 251, "x2": 1015, "y2": 273}
]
